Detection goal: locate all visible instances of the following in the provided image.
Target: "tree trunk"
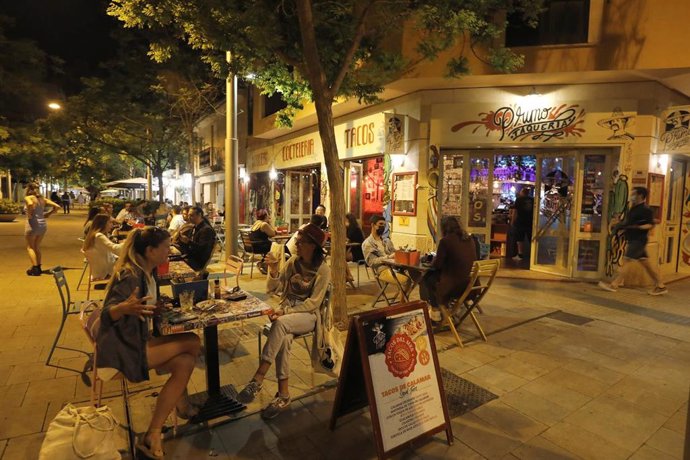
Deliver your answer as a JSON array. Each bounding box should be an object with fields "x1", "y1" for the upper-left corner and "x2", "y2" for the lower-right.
[
  {"x1": 157, "y1": 170, "x2": 165, "y2": 202},
  {"x1": 313, "y1": 96, "x2": 349, "y2": 326},
  {"x1": 188, "y1": 135, "x2": 196, "y2": 204}
]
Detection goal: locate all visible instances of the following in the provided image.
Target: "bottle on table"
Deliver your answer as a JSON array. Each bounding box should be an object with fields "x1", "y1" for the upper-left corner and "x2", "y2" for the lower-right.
[{"x1": 213, "y1": 279, "x2": 221, "y2": 300}]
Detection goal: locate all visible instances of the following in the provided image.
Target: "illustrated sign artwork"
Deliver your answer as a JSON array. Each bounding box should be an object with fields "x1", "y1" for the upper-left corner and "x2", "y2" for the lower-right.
[
  {"x1": 597, "y1": 107, "x2": 635, "y2": 141},
  {"x1": 681, "y1": 167, "x2": 690, "y2": 268},
  {"x1": 385, "y1": 114, "x2": 405, "y2": 154},
  {"x1": 661, "y1": 106, "x2": 690, "y2": 152},
  {"x1": 330, "y1": 302, "x2": 452, "y2": 459},
  {"x1": 451, "y1": 104, "x2": 585, "y2": 142}
]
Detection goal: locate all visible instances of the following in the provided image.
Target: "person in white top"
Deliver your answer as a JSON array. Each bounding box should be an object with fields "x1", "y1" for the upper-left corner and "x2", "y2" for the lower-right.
[
  {"x1": 115, "y1": 202, "x2": 138, "y2": 223},
  {"x1": 167, "y1": 205, "x2": 186, "y2": 233},
  {"x1": 82, "y1": 214, "x2": 124, "y2": 280}
]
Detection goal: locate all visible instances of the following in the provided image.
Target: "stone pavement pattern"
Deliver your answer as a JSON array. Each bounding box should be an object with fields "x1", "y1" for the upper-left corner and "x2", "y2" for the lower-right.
[{"x1": 0, "y1": 211, "x2": 687, "y2": 459}]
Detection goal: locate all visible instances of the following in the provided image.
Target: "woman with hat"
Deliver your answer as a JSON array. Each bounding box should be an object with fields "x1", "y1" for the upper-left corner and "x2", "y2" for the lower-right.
[{"x1": 236, "y1": 223, "x2": 331, "y2": 419}]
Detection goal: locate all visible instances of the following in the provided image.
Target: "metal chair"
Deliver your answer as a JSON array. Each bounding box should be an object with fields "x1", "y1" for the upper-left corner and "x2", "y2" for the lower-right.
[
  {"x1": 355, "y1": 259, "x2": 370, "y2": 287},
  {"x1": 439, "y1": 259, "x2": 500, "y2": 349},
  {"x1": 79, "y1": 301, "x2": 135, "y2": 455},
  {"x1": 76, "y1": 258, "x2": 89, "y2": 291},
  {"x1": 46, "y1": 266, "x2": 88, "y2": 366},
  {"x1": 239, "y1": 231, "x2": 268, "y2": 279}
]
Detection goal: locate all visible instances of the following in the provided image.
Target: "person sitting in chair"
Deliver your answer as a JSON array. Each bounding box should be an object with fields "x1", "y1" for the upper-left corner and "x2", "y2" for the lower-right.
[
  {"x1": 362, "y1": 215, "x2": 413, "y2": 301},
  {"x1": 177, "y1": 206, "x2": 216, "y2": 272},
  {"x1": 249, "y1": 209, "x2": 276, "y2": 274},
  {"x1": 420, "y1": 216, "x2": 477, "y2": 322},
  {"x1": 236, "y1": 223, "x2": 330, "y2": 419}
]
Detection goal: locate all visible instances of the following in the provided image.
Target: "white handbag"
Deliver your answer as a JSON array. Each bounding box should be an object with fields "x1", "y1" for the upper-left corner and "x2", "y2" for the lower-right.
[{"x1": 39, "y1": 404, "x2": 121, "y2": 460}]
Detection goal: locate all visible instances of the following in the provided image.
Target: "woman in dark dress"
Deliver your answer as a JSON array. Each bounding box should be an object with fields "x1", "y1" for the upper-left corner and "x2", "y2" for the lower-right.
[
  {"x1": 420, "y1": 216, "x2": 477, "y2": 321},
  {"x1": 345, "y1": 213, "x2": 365, "y2": 262}
]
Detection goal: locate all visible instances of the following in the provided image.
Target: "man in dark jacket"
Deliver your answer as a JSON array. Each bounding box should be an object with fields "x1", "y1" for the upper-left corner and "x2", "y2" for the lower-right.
[
  {"x1": 179, "y1": 206, "x2": 216, "y2": 271},
  {"x1": 598, "y1": 186, "x2": 667, "y2": 295}
]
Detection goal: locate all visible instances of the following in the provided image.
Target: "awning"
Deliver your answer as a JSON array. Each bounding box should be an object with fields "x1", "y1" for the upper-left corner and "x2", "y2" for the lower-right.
[{"x1": 102, "y1": 178, "x2": 152, "y2": 189}]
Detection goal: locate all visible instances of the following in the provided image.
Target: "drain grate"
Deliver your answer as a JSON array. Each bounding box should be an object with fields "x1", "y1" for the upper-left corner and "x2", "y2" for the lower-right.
[
  {"x1": 546, "y1": 310, "x2": 594, "y2": 326},
  {"x1": 440, "y1": 368, "x2": 498, "y2": 419}
]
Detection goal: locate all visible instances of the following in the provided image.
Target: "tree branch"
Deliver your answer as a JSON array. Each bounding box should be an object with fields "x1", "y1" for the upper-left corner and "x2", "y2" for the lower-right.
[
  {"x1": 295, "y1": 0, "x2": 329, "y2": 98},
  {"x1": 331, "y1": 0, "x2": 377, "y2": 96}
]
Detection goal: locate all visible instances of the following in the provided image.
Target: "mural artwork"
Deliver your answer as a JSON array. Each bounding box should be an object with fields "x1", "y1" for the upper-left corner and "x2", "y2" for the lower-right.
[
  {"x1": 597, "y1": 107, "x2": 635, "y2": 141},
  {"x1": 661, "y1": 108, "x2": 690, "y2": 151},
  {"x1": 681, "y1": 171, "x2": 690, "y2": 268},
  {"x1": 605, "y1": 171, "x2": 629, "y2": 277},
  {"x1": 451, "y1": 104, "x2": 586, "y2": 142},
  {"x1": 426, "y1": 146, "x2": 440, "y2": 243}
]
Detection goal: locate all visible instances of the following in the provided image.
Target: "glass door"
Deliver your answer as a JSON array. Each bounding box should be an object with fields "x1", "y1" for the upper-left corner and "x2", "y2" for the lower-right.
[
  {"x1": 286, "y1": 170, "x2": 313, "y2": 232},
  {"x1": 531, "y1": 154, "x2": 577, "y2": 276},
  {"x1": 467, "y1": 155, "x2": 493, "y2": 246},
  {"x1": 666, "y1": 159, "x2": 690, "y2": 273}
]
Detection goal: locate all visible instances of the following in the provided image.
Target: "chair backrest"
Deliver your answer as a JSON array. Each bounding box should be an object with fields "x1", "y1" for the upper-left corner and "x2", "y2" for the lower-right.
[
  {"x1": 51, "y1": 266, "x2": 71, "y2": 312},
  {"x1": 79, "y1": 300, "x2": 103, "y2": 346},
  {"x1": 240, "y1": 231, "x2": 257, "y2": 254},
  {"x1": 453, "y1": 259, "x2": 500, "y2": 307},
  {"x1": 225, "y1": 255, "x2": 244, "y2": 289}
]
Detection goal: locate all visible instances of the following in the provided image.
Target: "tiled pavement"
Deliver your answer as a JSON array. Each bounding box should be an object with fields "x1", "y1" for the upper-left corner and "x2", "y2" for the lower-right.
[{"x1": 0, "y1": 211, "x2": 687, "y2": 459}]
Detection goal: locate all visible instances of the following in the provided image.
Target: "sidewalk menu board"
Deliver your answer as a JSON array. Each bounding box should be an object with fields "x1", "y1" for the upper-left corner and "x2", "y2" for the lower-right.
[{"x1": 330, "y1": 302, "x2": 452, "y2": 459}]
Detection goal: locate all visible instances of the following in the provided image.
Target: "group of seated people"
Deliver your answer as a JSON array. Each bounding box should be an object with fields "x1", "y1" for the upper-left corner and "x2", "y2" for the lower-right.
[
  {"x1": 87, "y1": 204, "x2": 476, "y2": 457},
  {"x1": 82, "y1": 203, "x2": 218, "y2": 283},
  {"x1": 95, "y1": 222, "x2": 330, "y2": 458}
]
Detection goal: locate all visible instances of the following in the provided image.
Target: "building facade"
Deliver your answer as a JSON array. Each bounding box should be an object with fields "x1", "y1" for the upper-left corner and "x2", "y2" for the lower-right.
[{"x1": 238, "y1": 0, "x2": 690, "y2": 280}]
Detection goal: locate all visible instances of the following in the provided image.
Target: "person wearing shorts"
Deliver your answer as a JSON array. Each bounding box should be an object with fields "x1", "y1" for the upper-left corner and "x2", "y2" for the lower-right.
[
  {"x1": 598, "y1": 186, "x2": 667, "y2": 295},
  {"x1": 24, "y1": 183, "x2": 61, "y2": 276}
]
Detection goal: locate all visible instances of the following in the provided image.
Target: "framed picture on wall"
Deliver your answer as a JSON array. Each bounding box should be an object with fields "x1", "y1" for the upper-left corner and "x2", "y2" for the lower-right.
[
  {"x1": 647, "y1": 173, "x2": 664, "y2": 221},
  {"x1": 392, "y1": 172, "x2": 417, "y2": 216}
]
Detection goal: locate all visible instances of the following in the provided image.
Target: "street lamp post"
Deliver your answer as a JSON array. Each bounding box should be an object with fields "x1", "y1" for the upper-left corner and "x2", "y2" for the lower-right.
[{"x1": 224, "y1": 52, "x2": 239, "y2": 257}]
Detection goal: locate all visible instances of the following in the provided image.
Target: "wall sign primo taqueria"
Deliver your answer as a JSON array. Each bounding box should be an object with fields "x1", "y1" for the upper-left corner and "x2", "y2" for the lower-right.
[{"x1": 452, "y1": 103, "x2": 586, "y2": 142}]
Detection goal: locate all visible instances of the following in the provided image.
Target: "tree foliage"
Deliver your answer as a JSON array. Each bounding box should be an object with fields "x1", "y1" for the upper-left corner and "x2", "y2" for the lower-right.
[{"x1": 108, "y1": 0, "x2": 543, "y2": 323}]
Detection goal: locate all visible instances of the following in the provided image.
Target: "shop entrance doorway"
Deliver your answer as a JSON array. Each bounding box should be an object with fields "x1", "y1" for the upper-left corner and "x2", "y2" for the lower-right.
[
  {"x1": 663, "y1": 158, "x2": 690, "y2": 274},
  {"x1": 440, "y1": 149, "x2": 616, "y2": 279},
  {"x1": 286, "y1": 170, "x2": 314, "y2": 232},
  {"x1": 345, "y1": 156, "x2": 385, "y2": 235}
]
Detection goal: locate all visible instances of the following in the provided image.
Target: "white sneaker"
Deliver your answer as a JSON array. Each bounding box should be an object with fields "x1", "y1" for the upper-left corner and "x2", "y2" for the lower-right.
[
  {"x1": 598, "y1": 281, "x2": 617, "y2": 292},
  {"x1": 512, "y1": 255, "x2": 523, "y2": 261}
]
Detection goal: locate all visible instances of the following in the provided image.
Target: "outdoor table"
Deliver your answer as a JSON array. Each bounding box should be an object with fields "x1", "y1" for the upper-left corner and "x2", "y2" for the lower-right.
[
  {"x1": 158, "y1": 292, "x2": 274, "y2": 422},
  {"x1": 381, "y1": 259, "x2": 432, "y2": 303},
  {"x1": 156, "y1": 259, "x2": 197, "y2": 286}
]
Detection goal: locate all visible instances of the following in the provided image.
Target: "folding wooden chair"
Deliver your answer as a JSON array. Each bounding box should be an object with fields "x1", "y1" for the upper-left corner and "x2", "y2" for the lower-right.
[
  {"x1": 46, "y1": 266, "x2": 90, "y2": 366},
  {"x1": 439, "y1": 259, "x2": 500, "y2": 349},
  {"x1": 369, "y1": 268, "x2": 399, "y2": 309}
]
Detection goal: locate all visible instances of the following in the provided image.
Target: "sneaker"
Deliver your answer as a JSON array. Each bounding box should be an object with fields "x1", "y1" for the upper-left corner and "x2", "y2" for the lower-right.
[
  {"x1": 648, "y1": 286, "x2": 668, "y2": 296},
  {"x1": 598, "y1": 281, "x2": 617, "y2": 292},
  {"x1": 236, "y1": 379, "x2": 263, "y2": 404},
  {"x1": 261, "y1": 393, "x2": 291, "y2": 420},
  {"x1": 512, "y1": 255, "x2": 523, "y2": 262}
]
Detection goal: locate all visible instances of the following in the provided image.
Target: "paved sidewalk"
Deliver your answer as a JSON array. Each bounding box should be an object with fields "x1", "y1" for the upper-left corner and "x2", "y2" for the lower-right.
[{"x1": 0, "y1": 211, "x2": 687, "y2": 459}]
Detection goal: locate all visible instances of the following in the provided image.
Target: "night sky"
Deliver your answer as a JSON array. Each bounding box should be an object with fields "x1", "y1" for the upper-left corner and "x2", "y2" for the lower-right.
[{"x1": 0, "y1": 0, "x2": 118, "y2": 95}]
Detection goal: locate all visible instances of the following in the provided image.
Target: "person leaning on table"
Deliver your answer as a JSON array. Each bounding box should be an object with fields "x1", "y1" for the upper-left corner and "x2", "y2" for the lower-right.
[
  {"x1": 236, "y1": 223, "x2": 330, "y2": 420},
  {"x1": 96, "y1": 226, "x2": 201, "y2": 460},
  {"x1": 362, "y1": 215, "x2": 413, "y2": 301}
]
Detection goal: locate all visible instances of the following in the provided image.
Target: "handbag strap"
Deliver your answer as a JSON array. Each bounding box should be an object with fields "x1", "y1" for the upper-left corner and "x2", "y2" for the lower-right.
[{"x1": 70, "y1": 406, "x2": 117, "y2": 459}]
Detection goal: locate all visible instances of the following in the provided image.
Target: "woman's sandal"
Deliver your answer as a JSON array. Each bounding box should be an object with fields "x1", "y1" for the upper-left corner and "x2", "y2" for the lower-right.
[{"x1": 135, "y1": 430, "x2": 164, "y2": 459}]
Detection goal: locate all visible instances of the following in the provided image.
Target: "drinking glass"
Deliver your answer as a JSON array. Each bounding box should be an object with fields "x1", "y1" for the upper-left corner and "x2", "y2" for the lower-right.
[{"x1": 179, "y1": 290, "x2": 195, "y2": 312}]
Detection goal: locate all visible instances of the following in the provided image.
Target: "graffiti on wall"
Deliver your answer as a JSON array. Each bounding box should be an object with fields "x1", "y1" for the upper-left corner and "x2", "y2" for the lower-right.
[
  {"x1": 451, "y1": 104, "x2": 586, "y2": 142},
  {"x1": 605, "y1": 171, "x2": 629, "y2": 277},
  {"x1": 427, "y1": 146, "x2": 440, "y2": 243},
  {"x1": 661, "y1": 108, "x2": 690, "y2": 151},
  {"x1": 681, "y1": 171, "x2": 690, "y2": 268}
]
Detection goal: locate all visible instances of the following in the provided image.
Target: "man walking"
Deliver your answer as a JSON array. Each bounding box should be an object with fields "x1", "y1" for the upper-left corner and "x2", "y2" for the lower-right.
[
  {"x1": 510, "y1": 187, "x2": 534, "y2": 262},
  {"x1": 598, "y1": 186, "x2": 668, "y2": 295}
]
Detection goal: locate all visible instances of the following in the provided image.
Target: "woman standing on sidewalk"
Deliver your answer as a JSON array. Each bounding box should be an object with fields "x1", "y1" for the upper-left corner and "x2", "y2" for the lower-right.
[
  {"x1": 24, "y1": 182, "x2": 61, "y2": 276},
  {"x1": 97, "y1": 226, "x2": 201, "y2": 459}
]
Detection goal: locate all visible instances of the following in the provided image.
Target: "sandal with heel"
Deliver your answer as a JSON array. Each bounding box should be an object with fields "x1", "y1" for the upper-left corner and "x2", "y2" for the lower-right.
[{"x1": 135, "y1": 430, "x2": 164, "y2": 459}]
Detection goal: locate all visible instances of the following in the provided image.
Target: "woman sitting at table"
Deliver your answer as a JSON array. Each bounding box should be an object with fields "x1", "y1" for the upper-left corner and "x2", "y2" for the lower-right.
[
  {"x1": 236, "y1": 223, "x2": 330, "y2": 420},
  {"x1": 249, "y1": 209, "x2": 276, "y2": 274},
  {"x1": 96, "y1": 227, "x2": 201, "y2": 459},
  {"x1": 420, "y1": 216, "x2": 477, "y2": 322},
  {"x1": 83, "y1": 206, "x2": 100, "y2": 237},
  {"x1": 82, "y1": 214, "x2": 124, "y2": 280},
  {"x1": 345, "y1": 213, "x2": 365, "y2": 262}
]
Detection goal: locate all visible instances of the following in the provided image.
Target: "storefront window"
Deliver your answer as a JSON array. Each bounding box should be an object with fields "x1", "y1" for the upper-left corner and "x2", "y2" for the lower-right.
[
  {"x1": 469, "y1": 157, "x2": 490, "y2": 228},
  {"x1": 349, "y1": 165, "x2": 362, "y2": 219},
  {"x1": 302, "y1": 174, "x2": 312, "y2": 215},
  {"x1": 577, "y1": 240, "x2": 600, "y2": 271},
  {"x1": 579, "y1": 155, "x2": 605, "y2": 233},
  {"x1": 362, "y1": 157, "x2": 385, "y2": 231},
  {"x1": 290, "y1": 174, "x2": 300, "y2": 215}
]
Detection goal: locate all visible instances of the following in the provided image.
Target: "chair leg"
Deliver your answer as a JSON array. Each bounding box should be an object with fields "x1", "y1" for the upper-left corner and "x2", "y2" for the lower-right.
[
  {"x1": 86, "y1": 277, "x2": 92, "y2": 300},
  {"x1": 440, "y1": 305, "x2": 464, "y2": 349},
  {"x1": 77, "y1": 261, "x2": 88, "y2": 290},
  {"x1": 258, "y1": 332, "x2": 262, "y2": 366},
  {"x1": 469, "y1": 311, "x2": 488, "y2": 342},
  {"x1": 121, "y1": 379, "x2": 135, "y2": 459},
  {"x1": 45, "y1": 314, "x2": 67, "y2": 365},
  {"x1": 250, "y1": 257, "x2": 254, "y2": 279}
]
